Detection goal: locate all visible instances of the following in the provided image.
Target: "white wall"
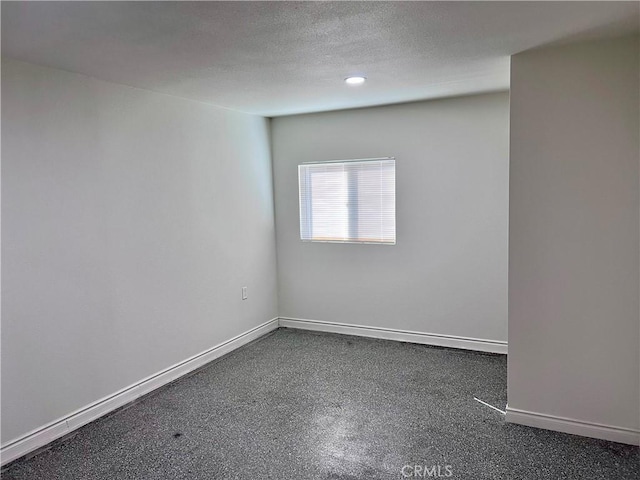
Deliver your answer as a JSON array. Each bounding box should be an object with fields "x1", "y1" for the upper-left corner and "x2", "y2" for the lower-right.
[
  {"x1": 508, "y1": 36, "x2": 639, "y2": 443},
  {"x1": 272, "y1": 93, "x2": 509, "y2": 343},
  {"x1": 1, "y1": 59, "x2": 278, "y2": 444}
]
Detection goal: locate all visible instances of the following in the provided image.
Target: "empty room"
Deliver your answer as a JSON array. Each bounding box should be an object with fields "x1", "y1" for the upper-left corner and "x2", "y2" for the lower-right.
[{"x1": 1, "y1": 1, "x2": 638, "y2": 479}]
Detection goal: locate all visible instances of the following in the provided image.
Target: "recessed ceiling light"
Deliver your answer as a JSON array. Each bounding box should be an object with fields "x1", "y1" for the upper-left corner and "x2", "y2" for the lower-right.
[{"x1": 345, "y1": 76, "x2": 366, "y2": 85}]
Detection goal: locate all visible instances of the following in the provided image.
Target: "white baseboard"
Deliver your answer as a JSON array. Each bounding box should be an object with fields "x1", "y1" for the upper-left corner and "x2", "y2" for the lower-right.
[
  {"x1": 505, "y1": 406, "x2": 640, "y2": 446},
  {"x1": 278, "y1": 317, "x2": 508, "y2": 354},
  {"x1": 0, "y1": 318, "x2": 279, "y2": 466}
]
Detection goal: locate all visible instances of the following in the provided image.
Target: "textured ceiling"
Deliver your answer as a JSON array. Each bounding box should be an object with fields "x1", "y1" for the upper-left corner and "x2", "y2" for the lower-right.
[{"x1": 2, "y1": 1, "x2": 638, "y2": 117}]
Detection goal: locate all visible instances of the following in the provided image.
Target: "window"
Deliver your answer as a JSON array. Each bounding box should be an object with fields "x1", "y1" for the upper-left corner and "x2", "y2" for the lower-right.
[{"x1": 298, "y1": 158, "x2": 395, "y2": 244}]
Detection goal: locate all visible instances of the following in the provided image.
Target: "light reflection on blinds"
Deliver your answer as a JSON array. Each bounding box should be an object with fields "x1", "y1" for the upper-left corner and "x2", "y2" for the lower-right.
[{"x1": 298, "y1": 158, "x2": 395, "y2": 244}]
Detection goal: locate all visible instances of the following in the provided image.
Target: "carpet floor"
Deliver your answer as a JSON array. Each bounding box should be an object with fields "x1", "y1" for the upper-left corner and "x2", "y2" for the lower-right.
[{"x1": 2, "y1": 328, "x2": 638, "y2": 479}]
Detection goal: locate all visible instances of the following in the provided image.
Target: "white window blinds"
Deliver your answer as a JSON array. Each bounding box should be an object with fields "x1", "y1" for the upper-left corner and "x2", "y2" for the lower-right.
[{"x1": 298, "y1": 158, "x2": 395, "y2": 244}]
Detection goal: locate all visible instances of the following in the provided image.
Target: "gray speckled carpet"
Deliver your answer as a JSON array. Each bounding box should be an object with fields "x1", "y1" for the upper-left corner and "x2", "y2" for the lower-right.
[{"x1": 2, "y1": 328, "x2": 638, "y2": 479}]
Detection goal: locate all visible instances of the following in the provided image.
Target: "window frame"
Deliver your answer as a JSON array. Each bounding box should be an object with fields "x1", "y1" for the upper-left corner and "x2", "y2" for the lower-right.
[{"x1": 297, "y1": 157, "x2": 396, "y2": 245}]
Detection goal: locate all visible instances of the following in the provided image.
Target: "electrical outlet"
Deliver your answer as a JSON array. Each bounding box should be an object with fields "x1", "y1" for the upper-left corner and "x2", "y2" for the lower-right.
[{"x1": 242, "y1": 286, "x2": 247, "y2": 300}]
